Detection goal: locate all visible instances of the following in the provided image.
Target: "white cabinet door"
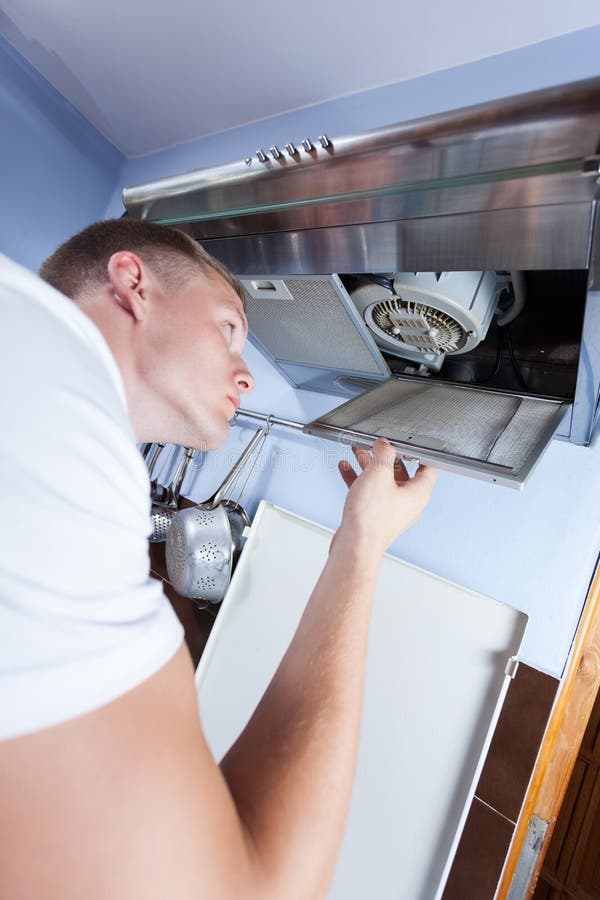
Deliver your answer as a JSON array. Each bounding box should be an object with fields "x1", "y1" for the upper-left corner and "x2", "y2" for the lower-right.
[{"x1": 196, "y1": 502, "x2": 527, "y2": 899}]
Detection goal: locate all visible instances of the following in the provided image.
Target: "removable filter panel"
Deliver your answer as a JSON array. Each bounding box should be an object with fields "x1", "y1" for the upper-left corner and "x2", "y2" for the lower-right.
[{"x1": 304, "y1": 376, "x2": 569, "y2": 488}]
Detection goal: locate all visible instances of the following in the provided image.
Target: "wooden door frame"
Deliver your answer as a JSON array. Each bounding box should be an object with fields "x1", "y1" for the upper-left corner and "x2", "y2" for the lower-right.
[{"x1": 497, "y1": 558, "x2": 600, "y2": 897}]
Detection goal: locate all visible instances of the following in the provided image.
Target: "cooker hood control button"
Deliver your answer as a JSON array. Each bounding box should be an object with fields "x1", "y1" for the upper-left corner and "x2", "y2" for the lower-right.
[
  {"x1": 270, "y1": 146, "x2": 282, "y2": 160},
  {"x1": 302, "y1": 138, "x2": 314, "y2": 152},
  {"x1": 285, "y1": 142, "x2": 298, "y2": 157},
  {"x1": 256, "y1": 149, "x2": 268, "y2": 163},
  {"x1": 318, "y1": 134, "x2": 332, "y2": 149}
]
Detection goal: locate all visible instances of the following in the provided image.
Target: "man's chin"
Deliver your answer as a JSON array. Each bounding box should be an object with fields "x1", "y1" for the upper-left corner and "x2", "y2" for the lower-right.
[{"x1": 196, "y1": 418, "x2": 231, "y2": 452}]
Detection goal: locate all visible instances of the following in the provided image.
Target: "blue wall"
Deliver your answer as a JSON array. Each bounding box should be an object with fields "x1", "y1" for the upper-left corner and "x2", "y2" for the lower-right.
[
  {"x1": 109, "y1": 25, "x2": 600, "y2": 677},
  {"x1": 0, "y1": 35, "x2": 123, "y2": 272}
]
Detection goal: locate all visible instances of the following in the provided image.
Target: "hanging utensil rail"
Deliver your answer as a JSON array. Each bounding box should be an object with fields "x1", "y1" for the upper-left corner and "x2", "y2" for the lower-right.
[{"x1": 234, "y1": 408, "x2": 306, "y2": 432}]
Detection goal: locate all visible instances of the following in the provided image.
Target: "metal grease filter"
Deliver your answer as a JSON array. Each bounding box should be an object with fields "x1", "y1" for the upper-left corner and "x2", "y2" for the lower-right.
[
  {"x1": 312, "y1": 377, "x2": 565, "y2": 473},
  {"x1": 245, "y1": 277, "x2": 384, "y2": 374}
]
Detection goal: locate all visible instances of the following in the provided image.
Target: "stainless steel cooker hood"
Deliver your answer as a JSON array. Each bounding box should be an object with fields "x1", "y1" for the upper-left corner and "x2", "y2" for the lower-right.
[
  {"x1": 123, "y1": 78, "x2": 600, "y2": 488},
  {"x1": 123, "y1": 77, "x2": 600, "y2": 276}
]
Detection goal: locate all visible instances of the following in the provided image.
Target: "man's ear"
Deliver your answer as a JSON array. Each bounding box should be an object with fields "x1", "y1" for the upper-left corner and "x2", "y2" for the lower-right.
[{"x1": 107, "y1": 252, "x2": 148, "y2": 322}]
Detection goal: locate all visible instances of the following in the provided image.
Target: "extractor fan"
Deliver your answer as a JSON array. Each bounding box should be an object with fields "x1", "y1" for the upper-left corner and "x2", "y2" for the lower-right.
[{"x1": 350, "y1": 271, "x2": 516, "y2": 371}]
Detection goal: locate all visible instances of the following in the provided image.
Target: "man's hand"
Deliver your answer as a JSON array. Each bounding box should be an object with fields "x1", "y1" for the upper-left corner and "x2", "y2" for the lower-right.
[{"x1": 336, "y1": 439, "x2": 437, "y2": 557}]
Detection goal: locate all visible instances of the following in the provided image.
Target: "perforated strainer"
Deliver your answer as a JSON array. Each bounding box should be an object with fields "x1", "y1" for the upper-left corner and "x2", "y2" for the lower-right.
[
  {"x1": 150, "y1": 447, "x2": 196, "y2": 542},
  {"x1": 165, "y1": 428, "x2": 266, "y2": 602},
  {"x1": 165, "y1": 504, "x2": 233, "y2": 603}
]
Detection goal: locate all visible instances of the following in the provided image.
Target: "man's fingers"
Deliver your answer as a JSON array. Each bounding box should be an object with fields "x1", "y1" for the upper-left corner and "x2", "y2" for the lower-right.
[
  {"x1": 393, "y1": 457, "x2": 410, "y2": 484},
  {"x1": 338, "y1": 459, "x2": 357, "y2": 488},
  {"x1": 352, "y1": 446, "x2": 372, "y2": 471},
  {"x1": 410, "y1": 463, "x2": 438, "y2": 494},
  {"x1": 371, "y1": 438, "x2": 396, "y2": 465},
  {"x1": 346, "y1": 443, "x2": 437, "y2": 499}
]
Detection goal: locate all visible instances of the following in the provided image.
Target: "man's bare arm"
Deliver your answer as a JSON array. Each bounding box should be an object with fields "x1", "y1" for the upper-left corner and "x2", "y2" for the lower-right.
[
  {"x1": 0, "y1": 441, "x2": 435, "y2": 900},
  {"x1": 220, "y1": 441, "x2": 436, "y2": 898}
]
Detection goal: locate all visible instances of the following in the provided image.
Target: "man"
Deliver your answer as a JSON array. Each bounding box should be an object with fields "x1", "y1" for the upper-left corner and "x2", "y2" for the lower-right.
[{"x1": 0, "y1": 219, "x2": 436, "y2": 899}]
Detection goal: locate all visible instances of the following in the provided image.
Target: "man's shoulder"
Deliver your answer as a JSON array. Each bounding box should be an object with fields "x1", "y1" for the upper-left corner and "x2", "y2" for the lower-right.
[
  {"x1": 0, "y1": 254, "x2": 119, "y2": 381},
  {"x1": 1, "y1": 253, "x2": 126, "y2": 404},
  {"x1": 1, "y1": 252, "x2": 83, "y2": 331},
  {"x1": 0, "y1": 251, "x2": 147, "y2": 526}
]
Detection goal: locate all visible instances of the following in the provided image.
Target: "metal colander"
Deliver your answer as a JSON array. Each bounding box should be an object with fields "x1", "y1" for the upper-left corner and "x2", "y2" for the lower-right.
[
  {"x1": 165, "y1": 428, "x2": 266, "y2": 603},
  {"x1": 166, "y1": 504, "x2": 233, "y2": 603}
]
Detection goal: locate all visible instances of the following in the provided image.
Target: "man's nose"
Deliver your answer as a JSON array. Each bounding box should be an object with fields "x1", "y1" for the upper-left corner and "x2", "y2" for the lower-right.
[{"x1": 235, "y1": 359, "x2": 255, "y2": 393}]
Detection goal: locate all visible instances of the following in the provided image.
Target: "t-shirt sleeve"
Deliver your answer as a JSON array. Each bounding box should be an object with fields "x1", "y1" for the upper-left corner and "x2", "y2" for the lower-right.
[{"x1": 0, "y1": 265, "x2": 184, "y2": 740}]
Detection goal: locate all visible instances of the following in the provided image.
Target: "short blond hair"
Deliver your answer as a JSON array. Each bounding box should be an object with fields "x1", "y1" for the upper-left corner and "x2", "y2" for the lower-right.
[{"x1": 40, "y1": 218, "x2": 245, "y2": 305}]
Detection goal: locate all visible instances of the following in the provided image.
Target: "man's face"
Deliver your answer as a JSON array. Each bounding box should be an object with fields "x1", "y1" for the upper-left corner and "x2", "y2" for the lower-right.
[{"x1": 145, "y1": 269, "x2": 254, "y2": 450}]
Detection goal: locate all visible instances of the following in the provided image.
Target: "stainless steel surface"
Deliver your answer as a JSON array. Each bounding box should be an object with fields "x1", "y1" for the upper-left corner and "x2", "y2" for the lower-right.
[
  {"x1": 270, "y1": 146, "x2": 282, "y2": 160},
  {"x1": 589, "y1": 202, "x2": 600, "y2": 289},
  {"x1": 582, "y1": 155, "x2": 600, "y2": 181},
  {"x1": 235, "y1": 409, "x2": 306, "y2": 430},
  {"x1": 301, "y1": 138, "x2": 314, "y2": 152},
  {"x1": 318, "y1": 134, "x2": 331, "y2": 149},
  {"x1": 570, "y1": 288, "x2": 600, "y2": 444},
  {"x1": 256, "y1": 149, "x2": 267, "y2": 163},
  {"x1": 285, "y1": 143, "x2": 298, "y2": 156},
  {"x1": 222, "y1": 498, "x2": 251, "y2": 570},
  {"x1": 566, "y1": 205, "x2": 600, "y2": 443},
  {"x1": 199, "y1": 204, "x2": 593, "y2": 274},
  {"x1": 147, "y1": 441, "x2": 166, "y2": 499}
]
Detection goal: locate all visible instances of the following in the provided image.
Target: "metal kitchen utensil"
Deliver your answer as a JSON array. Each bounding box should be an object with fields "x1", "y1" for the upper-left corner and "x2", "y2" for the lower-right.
[
  {"x1": 201, "y1": 428, "x2": 267, "y2": 510},
  {"x1": 150, "y1": 446, "x2": 196, "y2": 542},
  {"x1": 146, "y1": 442, "x2": 166, "y2": 499},
  {"x1": 221, "y1": 499, "x2": 251, "y2": 569},
  {"x1": 150, "y1": 506, "x2": 177, "y2": 543},
  {"x1": 165, "y1": 428, "x2": 267, "y2": 601},
  {"x1": 165, "y1": 503, "x2": 233, "y2": 603},
  {"x1": 220, "y1": 428, "x2": 268, "y2": 566}
]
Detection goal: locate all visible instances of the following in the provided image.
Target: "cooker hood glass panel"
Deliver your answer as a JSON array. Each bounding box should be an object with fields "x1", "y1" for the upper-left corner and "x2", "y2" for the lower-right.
[{"x1": 136, "y1": 159, "x2": 584, "y2": 228}]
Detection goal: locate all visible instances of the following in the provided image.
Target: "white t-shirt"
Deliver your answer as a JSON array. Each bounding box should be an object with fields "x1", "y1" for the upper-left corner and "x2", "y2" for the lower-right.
[{"x1": 0, "y1": 254, "x2": 184, "y2": 740}]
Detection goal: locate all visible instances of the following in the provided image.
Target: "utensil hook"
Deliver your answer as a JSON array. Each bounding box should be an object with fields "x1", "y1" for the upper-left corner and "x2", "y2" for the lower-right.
[
  {"x1": 231, "y1": 429, "x2": 268, "y2": 507},
  {"x1": 200, "y1": 428, "x2": 266, "y2": 510}
]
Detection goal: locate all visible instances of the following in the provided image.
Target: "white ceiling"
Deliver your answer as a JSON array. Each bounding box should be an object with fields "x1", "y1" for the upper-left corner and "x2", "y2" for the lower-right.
[{"x1": 2, "y1": 0, "x2": 599, "y2": 157}]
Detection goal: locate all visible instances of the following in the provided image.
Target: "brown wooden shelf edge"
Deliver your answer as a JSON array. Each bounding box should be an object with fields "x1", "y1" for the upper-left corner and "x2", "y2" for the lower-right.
[{"x1": 497, "y1": 558, "x2": 600, "y2": 898}]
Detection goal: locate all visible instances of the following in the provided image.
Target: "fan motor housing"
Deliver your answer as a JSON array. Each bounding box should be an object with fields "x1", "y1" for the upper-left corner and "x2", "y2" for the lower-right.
[{"x1": 351, "y1": 271, "x2": 503, "y2": 365}]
